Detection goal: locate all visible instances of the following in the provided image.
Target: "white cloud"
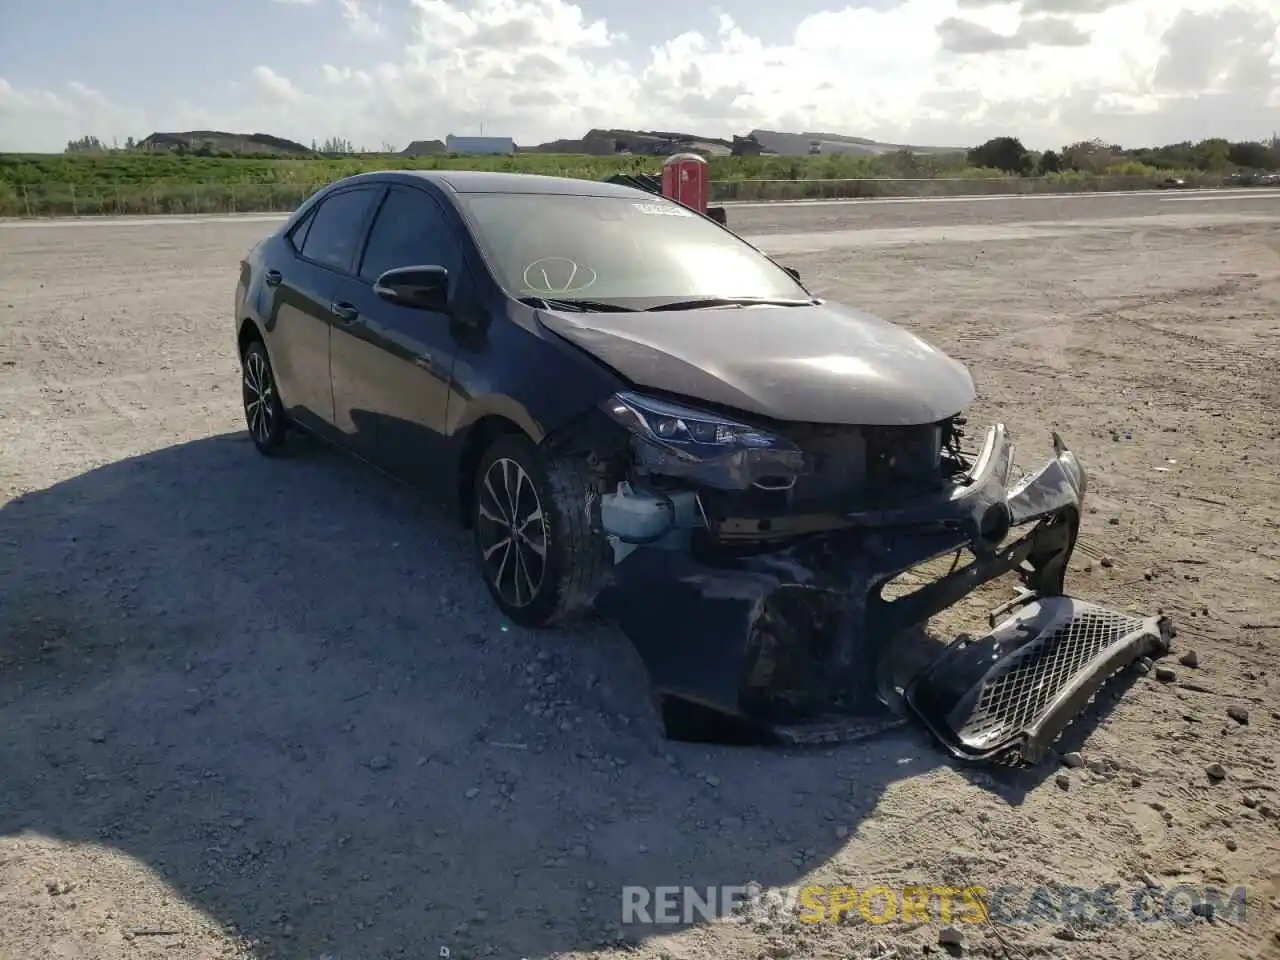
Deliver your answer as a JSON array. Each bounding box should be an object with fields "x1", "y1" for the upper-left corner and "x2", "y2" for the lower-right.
[
  {"x1": 322, "y1": 64, "x2": 376, "y2": 88},
  {"x1": 1, "y1": 0, "x2": 1278, "y2": 153},
  {"x1": 341, "y1": 0, "x2": 385, "y2": 38},
  {"x1": 249, "y1": 65, "x2": 302, "y2": 104}
]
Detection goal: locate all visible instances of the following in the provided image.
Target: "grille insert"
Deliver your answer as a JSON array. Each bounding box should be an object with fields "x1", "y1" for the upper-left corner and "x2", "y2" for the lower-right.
[
  {"x1": 903, "y1": 597, "x2": 1173, "y2": 764},
  {"x1": 952, "y1": 609, "x2": 1141, "y2": 748}
]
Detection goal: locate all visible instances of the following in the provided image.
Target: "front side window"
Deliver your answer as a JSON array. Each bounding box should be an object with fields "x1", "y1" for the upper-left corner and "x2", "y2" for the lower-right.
[
  {"x1": 458, "y1": 193, "x2": 807, "y2": 306},
  {"x1": 299, "y1": 187, "x2": 379, "y2": 274},
  {"x1": 358, "y1": 186, "x2": 459, "y2": 283}
]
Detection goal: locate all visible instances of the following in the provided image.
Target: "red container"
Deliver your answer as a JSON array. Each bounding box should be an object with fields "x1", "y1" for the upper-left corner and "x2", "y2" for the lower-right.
[{"x1": 661, "y1": 153, "x2": 709, "y2": 215}]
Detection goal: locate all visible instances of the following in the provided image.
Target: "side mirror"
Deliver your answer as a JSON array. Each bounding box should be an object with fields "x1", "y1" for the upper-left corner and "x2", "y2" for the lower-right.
[
  {"x1": 784, "y1": 266, "x2": 801, "y2": 282},
  {"x1": 375, "y1": 265, "x2": 449, "y2": 311}
]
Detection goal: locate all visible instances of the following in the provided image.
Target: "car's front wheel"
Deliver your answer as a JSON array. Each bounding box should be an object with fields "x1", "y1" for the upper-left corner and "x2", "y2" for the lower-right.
[
  {"x1": 471, "y1": 433, "x2": 610, "y2": 627},
  {"x1": 241, "y1": 339, "x2": 288, "y2": 455}
]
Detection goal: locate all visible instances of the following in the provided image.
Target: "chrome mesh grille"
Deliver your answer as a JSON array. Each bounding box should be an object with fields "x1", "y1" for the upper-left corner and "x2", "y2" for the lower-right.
[{"x1": 954, "y1": 610, "x2": 1143, "y2": 747}]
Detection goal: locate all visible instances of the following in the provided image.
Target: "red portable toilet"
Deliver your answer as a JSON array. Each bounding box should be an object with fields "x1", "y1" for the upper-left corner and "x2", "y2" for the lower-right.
[{"x1": 662, "y1": 153, "x2": 709, "y2": 216}]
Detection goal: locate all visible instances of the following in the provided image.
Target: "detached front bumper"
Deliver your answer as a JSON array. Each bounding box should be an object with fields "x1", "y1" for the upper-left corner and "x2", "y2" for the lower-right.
[{"x1": 594, "y1": 425, "x2": 1173, "y2": 762}]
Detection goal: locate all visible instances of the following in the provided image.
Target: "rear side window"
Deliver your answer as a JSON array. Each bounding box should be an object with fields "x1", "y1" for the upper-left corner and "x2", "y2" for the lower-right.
[
  {"x1": 299, "y1": 187, "x2": 379, "y2": 273},
  {"x1": 358, "y1": 186, "x2": 460, "y2": 283}
]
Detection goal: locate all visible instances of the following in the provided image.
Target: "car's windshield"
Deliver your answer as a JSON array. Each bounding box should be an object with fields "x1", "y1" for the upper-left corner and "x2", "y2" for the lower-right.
[{"x1": 458, "y1": 192, "x2": 809, "y2": 305}]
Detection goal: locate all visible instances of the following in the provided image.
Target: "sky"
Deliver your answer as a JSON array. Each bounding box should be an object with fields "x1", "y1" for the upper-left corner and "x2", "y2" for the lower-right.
[{"x1": 0, "y1": 0, "x2": 1277, "y2": 153}]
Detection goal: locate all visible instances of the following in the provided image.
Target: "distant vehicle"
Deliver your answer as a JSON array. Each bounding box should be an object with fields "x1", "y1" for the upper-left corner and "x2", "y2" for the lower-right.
[
  {"x1": 1225, "y1": 171, "x2": 1278, "y2": 186},
  {"x1": 1157, "y1": 177, "x2": 1187, "y2": 189}
]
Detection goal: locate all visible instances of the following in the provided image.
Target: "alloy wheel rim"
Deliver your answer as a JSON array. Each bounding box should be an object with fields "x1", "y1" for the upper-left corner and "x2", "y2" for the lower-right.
[
  {"x1": 243, "y1": 350, "x2": 276, "y2": 446},
  {"x1": 476, "y1": 457, "x2": 547, "y2": 608}
]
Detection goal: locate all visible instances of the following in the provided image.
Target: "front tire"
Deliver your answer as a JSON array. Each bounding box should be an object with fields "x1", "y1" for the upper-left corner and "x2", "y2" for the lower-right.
[
  {"x1": 471, "y1": 433, "x2": 610, "y2": 627},
  {"x1": 241, "y1": 339, "x2": 288, "y2": 455}
]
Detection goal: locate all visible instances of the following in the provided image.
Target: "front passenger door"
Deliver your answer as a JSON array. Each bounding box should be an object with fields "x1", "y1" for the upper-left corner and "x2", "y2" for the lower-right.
[{"x1": 329, "y1": 185, "x2": 462, "y2": 488}]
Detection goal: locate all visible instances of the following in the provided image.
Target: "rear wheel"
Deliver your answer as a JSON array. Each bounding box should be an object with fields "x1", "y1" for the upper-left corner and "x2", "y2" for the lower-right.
[
  {"x1": 471, "y1": 433, "x2": 609, "y2": 627},
  {"x1": 241, "y1": 339, "x2": 288, "y2": 455}
]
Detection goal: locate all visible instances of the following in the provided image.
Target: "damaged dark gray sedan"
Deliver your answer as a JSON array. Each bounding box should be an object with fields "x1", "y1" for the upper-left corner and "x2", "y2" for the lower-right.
[{"x1": 235, "y1": 170, "x2": 1173, "y2": 762}]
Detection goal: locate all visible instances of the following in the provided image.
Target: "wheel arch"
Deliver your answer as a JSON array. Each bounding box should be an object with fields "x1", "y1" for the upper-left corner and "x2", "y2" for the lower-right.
[
  {"x1": 463, "y1": 418, "x2": 612, "y2": 626},
  {"x1": 237, "y1": 317, "x2": 264, "y2": 358},
  {"x1": 456, "y1": 414, "x2": 532, "y2": 528}
]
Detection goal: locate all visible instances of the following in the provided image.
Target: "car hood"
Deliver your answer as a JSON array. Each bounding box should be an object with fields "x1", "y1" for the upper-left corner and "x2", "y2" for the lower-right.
[{"x1": 536, "y1": 300, "x2": 976, "y2": 426}]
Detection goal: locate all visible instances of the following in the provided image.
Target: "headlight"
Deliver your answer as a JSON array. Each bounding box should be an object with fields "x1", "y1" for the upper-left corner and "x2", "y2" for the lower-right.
[{"x1": 600, "y1": 391, "x2": 797, "y2": 460}]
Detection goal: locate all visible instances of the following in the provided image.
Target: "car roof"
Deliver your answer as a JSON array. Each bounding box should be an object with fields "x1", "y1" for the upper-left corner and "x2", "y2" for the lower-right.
[{"x1": 337, "y1": 169, "x2": 650, "y2": 200}]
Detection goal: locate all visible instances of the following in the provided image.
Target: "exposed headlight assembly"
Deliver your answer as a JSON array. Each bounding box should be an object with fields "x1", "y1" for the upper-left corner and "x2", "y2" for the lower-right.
[
  {"x1": 600, "y1": 391, "x2": 805, "y2": 490},
  {"x1": 601, "y1": 392, "x2": 789, "y2": 454}
]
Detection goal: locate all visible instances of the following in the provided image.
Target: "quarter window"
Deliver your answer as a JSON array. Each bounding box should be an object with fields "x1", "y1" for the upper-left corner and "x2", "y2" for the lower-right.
[{"x1": 285, "y1": 209, "x2": 314, "y2": 252}]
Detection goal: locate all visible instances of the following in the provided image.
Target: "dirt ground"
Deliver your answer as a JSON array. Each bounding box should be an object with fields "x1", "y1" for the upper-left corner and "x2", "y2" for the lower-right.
[{"x1": 1, "y1": 196, "x2": 1278, "y2": 960}]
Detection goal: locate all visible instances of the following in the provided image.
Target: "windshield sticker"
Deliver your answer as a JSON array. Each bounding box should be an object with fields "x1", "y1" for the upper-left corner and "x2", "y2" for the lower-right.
[
  {"x1": 521, "y1": 257, "x2": 598, "y2": 294},
  {"x1": 632, "y1": 202, "x2": 694, "y2": 217}
]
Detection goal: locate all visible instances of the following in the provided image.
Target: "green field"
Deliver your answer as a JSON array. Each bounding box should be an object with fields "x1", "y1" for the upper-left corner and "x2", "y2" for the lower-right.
[{"x1": 0, "y1": 152, "x2": 1209, "y2": 217}]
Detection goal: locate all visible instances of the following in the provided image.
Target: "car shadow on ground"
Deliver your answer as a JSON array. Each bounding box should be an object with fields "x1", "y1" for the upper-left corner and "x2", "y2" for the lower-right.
[{"x1": 0, "y1": 431, "x2": 1124, "y2": 958}]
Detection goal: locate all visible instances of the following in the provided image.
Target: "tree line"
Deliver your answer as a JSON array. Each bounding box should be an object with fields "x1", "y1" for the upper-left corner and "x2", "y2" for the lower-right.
[
  {"x1": 968, "y1": 136, "x2": 1280, "y2": 176},
  {"x1": 58, "y1": 132, "x2": 1280, "y2": 177},
  {"x1": 62, "y1": 135, "x2": 396, "y2": 156}
]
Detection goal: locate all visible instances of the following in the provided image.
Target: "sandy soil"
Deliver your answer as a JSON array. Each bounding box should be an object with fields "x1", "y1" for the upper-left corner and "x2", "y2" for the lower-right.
[{"x1": 1, "y1": 196, "x2": 1279, "y2": 960}]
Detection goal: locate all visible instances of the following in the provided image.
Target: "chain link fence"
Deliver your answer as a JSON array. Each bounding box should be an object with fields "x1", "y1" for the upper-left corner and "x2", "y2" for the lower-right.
[{"x1": 0, "y1": 173, "x2": 1230, "y2": 218}]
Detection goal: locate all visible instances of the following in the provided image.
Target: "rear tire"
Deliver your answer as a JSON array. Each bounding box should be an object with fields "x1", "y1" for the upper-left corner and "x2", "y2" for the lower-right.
[
  {"x1": 471, "y1": 433, "x2": 610, "y2": 627},
  {"x1": 241, "y1": 339, "x2": 288, "y2": 455}
]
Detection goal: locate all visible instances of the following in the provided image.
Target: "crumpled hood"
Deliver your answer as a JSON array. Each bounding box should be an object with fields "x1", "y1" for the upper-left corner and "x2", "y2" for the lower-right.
[{"x1": 536, "y1": 300, "x2": 976, "y2": 426}]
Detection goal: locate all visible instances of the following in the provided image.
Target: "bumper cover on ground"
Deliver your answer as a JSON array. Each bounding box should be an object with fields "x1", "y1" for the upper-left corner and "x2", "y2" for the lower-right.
[
  {"x1": 902, "y1": 597, "x2": 1174, "y2": 764},
  {"x1": 595, "y1": 425, "x2": 1173, "y2": 762}
]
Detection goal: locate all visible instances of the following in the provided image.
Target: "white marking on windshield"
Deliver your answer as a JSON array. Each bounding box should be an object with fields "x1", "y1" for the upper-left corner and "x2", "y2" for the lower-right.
[{"x1": 632, "y1": 202, "x2": 694, "y2": 217}]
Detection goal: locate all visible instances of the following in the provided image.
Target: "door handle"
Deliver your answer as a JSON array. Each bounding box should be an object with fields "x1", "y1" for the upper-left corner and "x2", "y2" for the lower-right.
[
  {"x1": 264, "y1": 269, "x2": 282, "y2": 287},
  {"x1": 331, "y1": 302, "x2": 359, "y2": 325}
]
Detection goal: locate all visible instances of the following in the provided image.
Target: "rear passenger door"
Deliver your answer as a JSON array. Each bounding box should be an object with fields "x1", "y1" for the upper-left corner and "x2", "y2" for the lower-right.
[
  {"x1": 270, "y1": 185, "x2": 381, "y2": 428},
  {"x1": 329, "y1": 184, "x2": 463, "y2": 487}
]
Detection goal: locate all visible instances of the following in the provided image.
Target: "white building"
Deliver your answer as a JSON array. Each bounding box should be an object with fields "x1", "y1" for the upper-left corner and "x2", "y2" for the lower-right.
[{"x1": 445, "y1": 135, "x2": 516, "y2": 156}]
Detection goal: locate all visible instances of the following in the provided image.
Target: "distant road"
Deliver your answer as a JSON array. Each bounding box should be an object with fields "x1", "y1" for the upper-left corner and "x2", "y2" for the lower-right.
[
  {"x1": 728, "y1": 188, "x2": 1280, "y2": 235},
  {"x1": 2, "y1": 187, "x2": 1278, "y2": 233},
  {"x1": 723, "y1": 186, "x2": 1279, "y2": 208}
]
